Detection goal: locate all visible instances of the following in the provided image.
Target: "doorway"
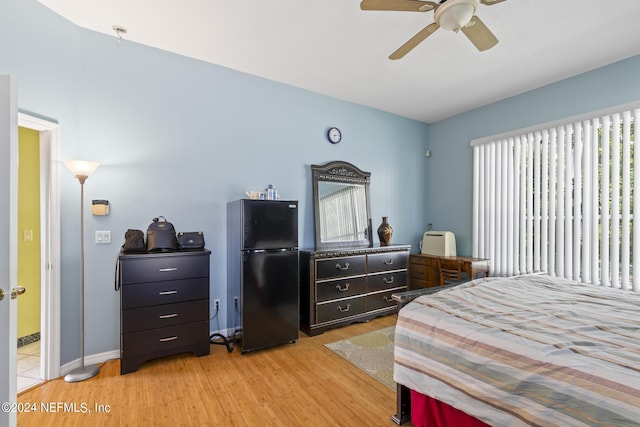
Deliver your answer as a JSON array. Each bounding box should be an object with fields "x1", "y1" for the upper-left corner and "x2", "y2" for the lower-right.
[
  {"x1": 17, "y1": 126, "x2": 42, "y2": 391},
  {"x1": 16, "y1": 112, "x2": 61, "y2": 391}
]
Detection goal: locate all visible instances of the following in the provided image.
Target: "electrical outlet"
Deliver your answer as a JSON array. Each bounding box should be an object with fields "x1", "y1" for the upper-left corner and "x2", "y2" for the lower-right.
[{"x1": 213, "y1": 299, "x2": 221, "y2": 311}]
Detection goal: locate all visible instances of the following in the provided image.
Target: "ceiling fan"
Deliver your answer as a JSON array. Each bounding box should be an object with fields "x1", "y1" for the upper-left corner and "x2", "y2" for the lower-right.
[{"x1": 360, "y1": 0, "x2": 508, "y2": 59}]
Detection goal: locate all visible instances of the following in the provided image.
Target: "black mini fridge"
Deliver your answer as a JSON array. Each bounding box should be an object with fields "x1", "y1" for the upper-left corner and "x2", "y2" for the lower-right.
[{"x1": 227, "y1": 199, "x2": 299, "y2": 353}]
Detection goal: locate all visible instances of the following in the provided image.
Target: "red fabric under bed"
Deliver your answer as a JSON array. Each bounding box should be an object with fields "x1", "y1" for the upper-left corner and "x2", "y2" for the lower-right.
[{"x1": 410, "y1": 389, "x2": 489, "y2": 427}]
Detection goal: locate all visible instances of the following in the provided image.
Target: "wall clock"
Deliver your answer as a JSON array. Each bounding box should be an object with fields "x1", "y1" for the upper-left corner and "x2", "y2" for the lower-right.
[{"x1": 327, "y1": 127, "x2": 342, "y2": 144}]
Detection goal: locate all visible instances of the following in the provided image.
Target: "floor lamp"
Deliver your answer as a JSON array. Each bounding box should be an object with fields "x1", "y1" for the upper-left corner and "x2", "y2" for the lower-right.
[{"x1": 64, "y1": 159, "x2": 101, "y2": 383}]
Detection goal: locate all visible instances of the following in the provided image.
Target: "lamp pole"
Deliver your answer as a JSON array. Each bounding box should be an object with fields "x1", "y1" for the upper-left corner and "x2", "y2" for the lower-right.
[{"x1": 64, "y1": 160, "x2": 100, "y2": 383}]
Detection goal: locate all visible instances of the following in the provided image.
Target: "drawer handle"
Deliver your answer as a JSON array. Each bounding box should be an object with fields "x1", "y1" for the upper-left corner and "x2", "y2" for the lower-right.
[
  {"x1": 336, "y1": 283, "x2": 350, "y2": 292},
  {"x1": 159, "y1": 290, "x2": 178, "y2": 296},
  {"x1": 383, "y1": 277, "x2": 394, "y2": 284},
  {"x1": 335, "y1": 262, "x2": 350, "y2": 271},
  {"x1": 159, "y1": 313, "x2": 178, "y2": 319},
  {"x1": 159, "y1": 267, "x2": 178, "y2": 272},
  {"x1": 383, "y1": 259, "x2": 394, "y2": 265},
  {"x1": 337, "y1": 304, "x2": 351, "y2": 313},
  {"x1": 384, "y1": 296, "x2": 394, "y2": 302},
  {"x1": 159, "y1": 336, "x2": 178, "y2": 342}
]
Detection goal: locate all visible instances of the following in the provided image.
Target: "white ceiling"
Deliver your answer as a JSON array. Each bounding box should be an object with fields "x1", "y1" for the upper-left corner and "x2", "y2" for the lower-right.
[{"x1": 38, "y1": 0, "x2": 640, "y2": 123}]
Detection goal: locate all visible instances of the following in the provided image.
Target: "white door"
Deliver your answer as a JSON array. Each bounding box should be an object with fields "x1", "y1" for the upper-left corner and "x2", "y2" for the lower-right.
[{"x1": 1, "y1": 74, "x2": 19, "y2": 427}]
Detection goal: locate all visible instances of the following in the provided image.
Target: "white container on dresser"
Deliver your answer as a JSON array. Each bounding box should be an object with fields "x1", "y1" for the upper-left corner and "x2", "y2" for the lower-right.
[
  {"x1": 118, "y1": 250, "x2": 211, "y2": 374},
  {"x1": 300, "y1": 245, "x2": 410, "y2": 336}
]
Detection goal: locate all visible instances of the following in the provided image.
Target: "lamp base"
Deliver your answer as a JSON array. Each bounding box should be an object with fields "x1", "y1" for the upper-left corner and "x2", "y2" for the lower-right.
[{"x1": 64, "y1": 364, "x2": 100, "y2": 383}]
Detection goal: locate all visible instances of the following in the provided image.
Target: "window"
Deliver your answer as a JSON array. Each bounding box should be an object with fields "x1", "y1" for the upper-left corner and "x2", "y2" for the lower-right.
[{"x1": 472, "y1": 104, "x2": 640, "y2": 290}]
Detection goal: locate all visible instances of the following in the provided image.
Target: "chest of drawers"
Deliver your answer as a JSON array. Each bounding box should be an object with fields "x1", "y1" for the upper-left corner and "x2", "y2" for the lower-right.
[
  {"x1": 118, "y1": 250, "x2": 211, "y2": 374},
  {"x1": 300, "y1": 245, "x2": 410, "y2": 336}
]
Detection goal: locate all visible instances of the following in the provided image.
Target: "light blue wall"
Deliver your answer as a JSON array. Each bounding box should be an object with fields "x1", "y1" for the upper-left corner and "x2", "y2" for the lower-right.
[
  {"x1": 1, "y1": 1, "x2": 429, "y2": 363},
  {"x1": 427, "y1": 54, "x2": 640, "y2": 256},
  {"x1": 5, "y1": 0, "x2": 640, "y2": 366}
]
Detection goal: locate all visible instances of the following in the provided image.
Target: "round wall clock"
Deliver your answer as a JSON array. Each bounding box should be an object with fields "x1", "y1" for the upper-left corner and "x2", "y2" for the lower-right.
[{"x1": 327, "y1": 127, "x2": 342, "y2": 144}]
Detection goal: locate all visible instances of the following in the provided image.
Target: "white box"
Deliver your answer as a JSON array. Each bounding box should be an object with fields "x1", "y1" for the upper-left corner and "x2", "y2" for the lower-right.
[{"x1": 421, "y1": 231, "x2": 456, "y2": 256}]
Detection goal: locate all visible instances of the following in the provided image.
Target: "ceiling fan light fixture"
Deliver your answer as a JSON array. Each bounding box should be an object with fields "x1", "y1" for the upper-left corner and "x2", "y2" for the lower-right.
[{"x1": 435, "y1": 0, "x2": 479, "y2": 32}]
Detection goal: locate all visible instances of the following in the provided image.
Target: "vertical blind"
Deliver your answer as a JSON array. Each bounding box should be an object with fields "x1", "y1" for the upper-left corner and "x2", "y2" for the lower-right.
[{"x1": 472, "y1": 106, "x2": 640, "y2": 290}]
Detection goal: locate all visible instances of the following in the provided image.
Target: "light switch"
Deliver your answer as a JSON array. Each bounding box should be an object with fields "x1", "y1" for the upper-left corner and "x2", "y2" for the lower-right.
[
  {"x1": 24, "y1": 230, "x2": 33, "y2": 242},
  {"x1": 95, "y1": 230, "x2": 111, "y2": 244}
]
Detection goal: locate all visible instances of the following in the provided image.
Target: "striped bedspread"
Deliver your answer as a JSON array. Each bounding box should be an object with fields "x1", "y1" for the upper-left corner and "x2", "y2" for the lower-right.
[{"x1": 394, "y1": 274, "x2": 640, "y2": 426}]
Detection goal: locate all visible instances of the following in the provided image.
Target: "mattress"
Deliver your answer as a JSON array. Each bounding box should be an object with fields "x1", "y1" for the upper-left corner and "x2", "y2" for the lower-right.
[{"x1": 394, "y1": 274, "x2": 640, "y2": 426}]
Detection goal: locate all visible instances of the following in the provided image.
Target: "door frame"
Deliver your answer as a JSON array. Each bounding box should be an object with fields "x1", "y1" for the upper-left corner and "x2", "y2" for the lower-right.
[{"x1": 18, "y1": 112, "x2": 61, "y2": 381}]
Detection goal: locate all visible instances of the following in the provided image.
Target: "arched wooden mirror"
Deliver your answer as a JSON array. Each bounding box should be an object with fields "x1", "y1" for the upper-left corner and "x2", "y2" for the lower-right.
[{"x1": 311, "y1": 161, "x2": 373, "y2": 249}]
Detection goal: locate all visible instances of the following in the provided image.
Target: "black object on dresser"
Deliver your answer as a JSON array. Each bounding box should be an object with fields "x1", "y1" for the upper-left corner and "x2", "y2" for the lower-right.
[
  {"x1": 118, "y1": 250, "x2": 211, "y2": 374},
  {"x1": 300, "y1": 244, "x2": 410, "y2": 336}
]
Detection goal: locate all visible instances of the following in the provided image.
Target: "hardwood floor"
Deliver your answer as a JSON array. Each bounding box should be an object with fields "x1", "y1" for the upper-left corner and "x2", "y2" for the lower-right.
[{"x1": 18, "y1": 314, "x2": 403, "y2": 427}]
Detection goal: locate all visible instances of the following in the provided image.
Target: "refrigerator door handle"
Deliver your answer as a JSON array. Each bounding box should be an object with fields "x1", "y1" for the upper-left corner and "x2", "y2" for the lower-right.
[{"x1": 246, "y1": 248, "x2": 297, "y2": 253}]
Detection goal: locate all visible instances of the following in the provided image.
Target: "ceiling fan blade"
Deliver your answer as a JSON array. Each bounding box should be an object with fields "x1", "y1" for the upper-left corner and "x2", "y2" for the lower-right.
[
  {"x1": 360, "y1": 0, "x2": 437, "y2": 12},
  {"x1": 389, "y1": 22, "x2": 439, "y2": 60},
  {"x1": 480, "y1": 0, "x2": 508, "y2": 5},
  {"x1": 461, "y1": 16, "x2": 498, "y2": 51}
]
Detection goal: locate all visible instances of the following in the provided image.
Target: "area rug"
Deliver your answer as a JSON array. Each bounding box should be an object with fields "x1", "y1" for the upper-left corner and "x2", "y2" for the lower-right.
[{"x1": 324, "y1": 326, "x2": 395, "y2": 390}]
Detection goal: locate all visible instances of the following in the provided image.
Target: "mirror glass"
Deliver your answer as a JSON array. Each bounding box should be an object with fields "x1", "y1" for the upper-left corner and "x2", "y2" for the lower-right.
[{"x1": 312, "y1": 161, "x2": 372, "y2": 249}]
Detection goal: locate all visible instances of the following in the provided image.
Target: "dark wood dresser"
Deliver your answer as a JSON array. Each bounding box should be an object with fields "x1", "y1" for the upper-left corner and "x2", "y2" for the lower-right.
[
  {"x1": 118, "y1": 250, "x2": 211, "y2": 374},
  {"x1": 300, "y1": 245, "x2": 410, "y2": 336}
]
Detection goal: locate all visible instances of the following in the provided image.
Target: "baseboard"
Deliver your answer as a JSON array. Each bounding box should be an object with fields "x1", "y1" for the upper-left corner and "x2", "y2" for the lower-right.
[
  {"x1": 17, "y1": 332, "x2": 41, "y2": 347},
  {"x1": 60, "y1": 349, "x2": 121, "y2": 377}
]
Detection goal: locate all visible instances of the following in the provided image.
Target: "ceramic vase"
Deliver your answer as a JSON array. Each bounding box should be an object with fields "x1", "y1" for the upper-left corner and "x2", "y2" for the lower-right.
[{"x1": 377, "y1": 217, "x2": 393, "y2": 246}]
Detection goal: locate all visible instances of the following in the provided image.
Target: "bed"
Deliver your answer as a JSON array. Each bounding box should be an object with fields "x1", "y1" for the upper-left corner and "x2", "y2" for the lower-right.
[{"x1": 393, "y1": 273, "x2": 640, "y2": 426}]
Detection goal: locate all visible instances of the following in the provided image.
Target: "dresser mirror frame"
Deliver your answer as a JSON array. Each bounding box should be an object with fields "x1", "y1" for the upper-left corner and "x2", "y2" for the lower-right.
[{"x1": 311, "y1": 160, "x2": 373, "y2": 249}]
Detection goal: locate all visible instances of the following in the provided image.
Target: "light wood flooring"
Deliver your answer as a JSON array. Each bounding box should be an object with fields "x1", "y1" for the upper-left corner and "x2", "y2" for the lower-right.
[{"x1": 18, "y1": 314, "x2": 405, "y2": 427}]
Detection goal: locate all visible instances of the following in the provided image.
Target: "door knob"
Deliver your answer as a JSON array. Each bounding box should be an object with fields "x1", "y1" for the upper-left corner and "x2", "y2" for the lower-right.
[
  {"x1": 11, "y1": 286, "x2": 26, "y2": 300},
  {"x1": 0, "y1": 288, "x2": 4, "y2": 301}
]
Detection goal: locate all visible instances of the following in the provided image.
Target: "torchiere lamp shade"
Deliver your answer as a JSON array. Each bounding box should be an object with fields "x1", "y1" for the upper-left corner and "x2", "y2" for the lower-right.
[{"x1": 64, "y1": 160, "x2": 100, "y2": 183}]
